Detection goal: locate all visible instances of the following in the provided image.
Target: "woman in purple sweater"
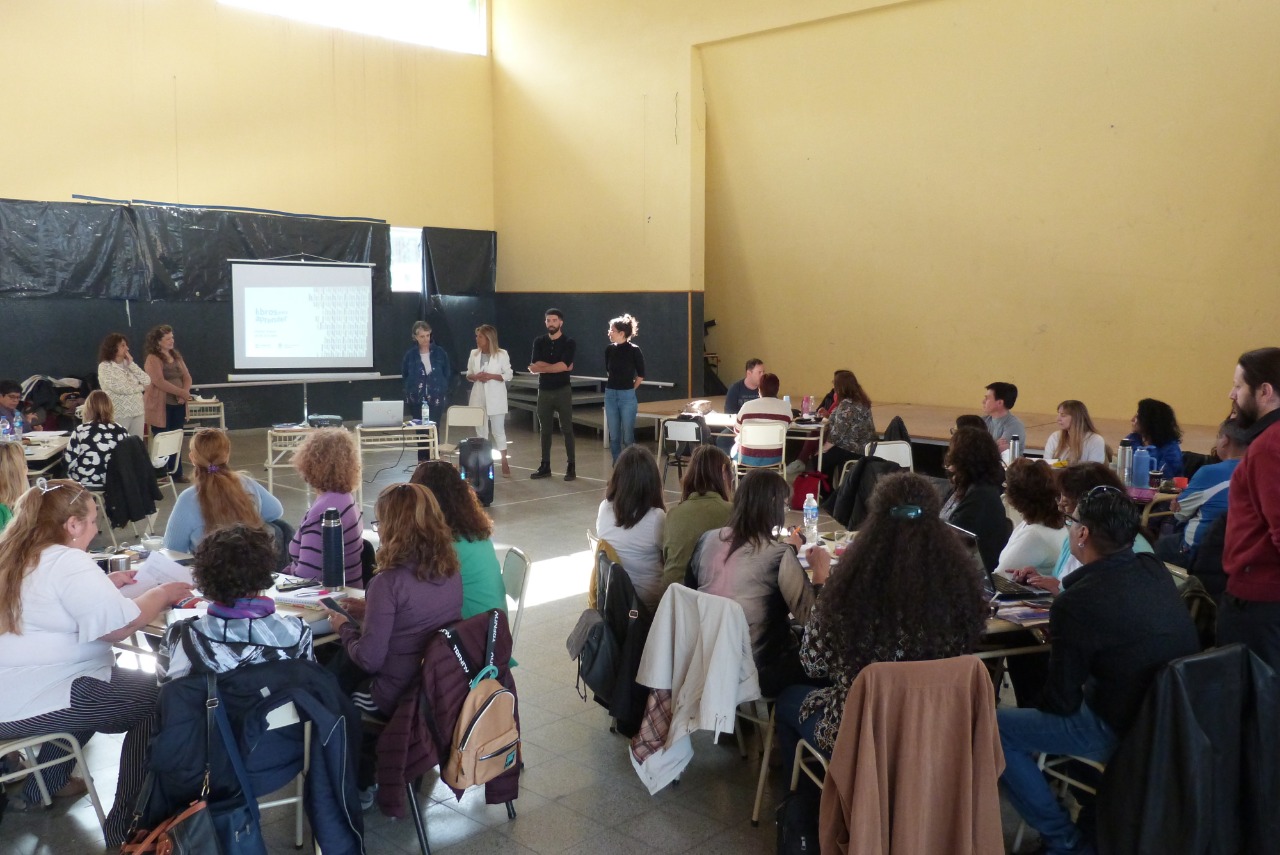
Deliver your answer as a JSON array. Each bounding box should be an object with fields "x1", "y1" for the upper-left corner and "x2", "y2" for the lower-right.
[
  {"x1": 325, "y1": 483, "x2": 462, "y2": 718},
  {"x1": 285, "y1": 428, "x2": 366, "y2": 587}
]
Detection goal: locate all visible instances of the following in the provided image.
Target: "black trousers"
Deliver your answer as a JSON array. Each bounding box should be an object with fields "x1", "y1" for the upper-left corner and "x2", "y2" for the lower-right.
[{"x1": 1218, "y1": 594, "x2": 1280, "y2": 671}]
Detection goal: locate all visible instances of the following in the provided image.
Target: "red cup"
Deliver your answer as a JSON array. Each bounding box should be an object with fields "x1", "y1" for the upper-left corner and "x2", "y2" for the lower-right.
[{"x1": 1173, "y1": 476, "x2": 1189, "y2": 490}]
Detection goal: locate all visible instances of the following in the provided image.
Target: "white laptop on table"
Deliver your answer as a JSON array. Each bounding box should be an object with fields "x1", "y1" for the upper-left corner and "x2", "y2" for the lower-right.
[{"x1": 361, "y1": 400, "x2": 403, "y2": 428}]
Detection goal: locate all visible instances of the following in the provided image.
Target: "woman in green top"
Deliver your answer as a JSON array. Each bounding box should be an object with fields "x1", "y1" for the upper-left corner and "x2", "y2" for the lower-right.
[
  {"x1": 410, "y1": 460, "x2": 507, "y2": 618},
  {"x1": 0, "y1": 442, "x2": 28, "y2": 532},
  {"x1": 661, "y1": 445, "x2": 734, "y2": 590}
]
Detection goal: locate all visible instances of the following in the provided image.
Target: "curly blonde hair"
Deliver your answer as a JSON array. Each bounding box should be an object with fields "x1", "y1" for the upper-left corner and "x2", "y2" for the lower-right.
[{"x1": 292, "y1": 428, "x2": 360, "y2": 493}]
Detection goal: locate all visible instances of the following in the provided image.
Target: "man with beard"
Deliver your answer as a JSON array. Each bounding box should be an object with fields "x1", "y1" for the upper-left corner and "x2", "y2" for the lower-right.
[
  {"x1": 528, "y1": 308, "x2": 577, "y2": 481},
  {"x1": 1219, "y1": 346, "x2": 1280, "y2": 667}
]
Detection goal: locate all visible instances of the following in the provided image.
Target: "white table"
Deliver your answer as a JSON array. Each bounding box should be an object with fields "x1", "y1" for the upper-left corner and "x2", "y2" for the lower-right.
[
  {"x1": 354, "y1": 422, "x2": 438, "y2": 506},
  {"x1": 21, "y1": 433, "x2": 70, "y2": 480}
]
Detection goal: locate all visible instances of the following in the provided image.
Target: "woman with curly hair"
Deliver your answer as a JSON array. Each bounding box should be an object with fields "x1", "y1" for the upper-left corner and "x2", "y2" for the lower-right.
[
  {"x1": 819, "y1": 370, "x2": 876, "y2": 484},
  {"x1": 604, "y1": 313, "x2": 645, "y2": 463},
  {"x1": 95, "y1": 332, "x2": 150, "y2": 438},
  {"x1": 1043, "y1": 399, "x2": 1108, "y2": 464},
  {"x1": 162, "y1": 429, "x2": 284, "y2": 553},
  {"x1": 940, "y1": 426, "x2": 1011, "y2": 572},
  {"x1": 776, "y1": 472, "x2": 987, "y2": 770},
  {"x1": 994, "y1": 459, "x2": 1067, "y2": 576},
  {"x1": 324, "y1": 483, "x2": 462, "y2": 718},
  {"x1": 159, "y1": 523, "x2": 312, "y2": 683},
  {"x1": 410, "y1": 459, "x2": 506, "y2": 618},
  {"x1": 692, "y1": 469, "x2": 831, "y2": 695},
  {"x1": 1125, "y1": 397, "x2": 1184, "y2": 476},
  {"x1": 142, "y1": 324, "x2": 192, "y2": 481},
  {"x1": 596, "y1": 445, "x2": 666, "y2": 610},
  {"x1": 661, "y1": 445, "x2": 734, "y2": 590},
  {"x1": 284, "y1": 428, "x2": 365, "y2": 587}
]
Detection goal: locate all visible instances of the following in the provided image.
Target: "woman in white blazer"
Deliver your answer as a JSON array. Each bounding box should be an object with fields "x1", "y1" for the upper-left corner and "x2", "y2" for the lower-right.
[{"x1": 466, "y1": 324, "x2": 514, "y2": 476}]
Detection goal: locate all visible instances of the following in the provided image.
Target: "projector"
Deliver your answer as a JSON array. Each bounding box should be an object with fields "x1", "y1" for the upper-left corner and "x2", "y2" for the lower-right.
[{"x1": 307, "y1": 414, "x2": 344, "y2": 428}]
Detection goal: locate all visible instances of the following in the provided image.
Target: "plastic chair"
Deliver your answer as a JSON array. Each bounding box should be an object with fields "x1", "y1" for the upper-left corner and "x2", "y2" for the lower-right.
[
  {"x1": 865, "y1": 439, "x2": 913, "y2": 471},
  {"x1": 733, "y1": 422, "x2": 787, "y2": 483},
  {"x1": 500, "y1": 546, "x2": 532, "y2": 647},
  {"x1": 660, "y1": 419, "x2": 702, "y2": 486},
  {"x1": 0, "y1": 733, "x2": 107, "y2": 832},
  {"x1": 437, "y1": 406, "x2": 486, "y2": 457},
  {"x1": 148, "y1": 429, "x2": 185, "y2": 501}
]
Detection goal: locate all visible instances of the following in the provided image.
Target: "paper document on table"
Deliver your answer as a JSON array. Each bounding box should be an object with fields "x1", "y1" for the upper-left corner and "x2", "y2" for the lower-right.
[{"x1": 117, "y1": 552, "x2": 196, "y2": 599}]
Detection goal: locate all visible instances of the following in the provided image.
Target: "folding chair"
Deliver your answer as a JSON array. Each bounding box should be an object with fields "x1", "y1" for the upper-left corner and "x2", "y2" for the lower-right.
[
  {"x1": 499, "y1": 546, "x2": 532, "y2": 647},
  {"x1": 437, "y1": 406, "x2": 487, "y2": 457},
  {"x1": 865, "y1": 439, "x2": 913, "y2": 471},
  {"x1": 0, "y1": 733, "x2": 107, "y2": 833},
  {"x1": 148, "y1": 429, "x2": 185, "y2": 501},
  {"x1": 660, "y1": 419, "x2": 702, "y2": 487},
  {"x1": 733, "y1": 422, "x2": 787, "y2": 484}
]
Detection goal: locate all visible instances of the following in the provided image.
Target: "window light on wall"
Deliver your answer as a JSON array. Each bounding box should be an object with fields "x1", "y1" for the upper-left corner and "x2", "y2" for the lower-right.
[{"x1": 220, "y1": 0, "x2": 487, "y2": 56}]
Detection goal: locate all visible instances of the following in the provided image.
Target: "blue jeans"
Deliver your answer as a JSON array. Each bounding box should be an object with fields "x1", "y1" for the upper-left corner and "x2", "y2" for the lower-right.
[
  {"x1": 605, "y1": 387, "x2": 638, "y2": 462},
  {"x1": 775, "y1": 683, "x2": 827, "y2": 785},
  {"x1": 998, "y1": 702, "x2": 1116, "y2": 852}
]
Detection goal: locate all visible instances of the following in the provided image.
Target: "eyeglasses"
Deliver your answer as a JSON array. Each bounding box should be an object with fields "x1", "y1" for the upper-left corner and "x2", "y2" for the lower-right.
[
  {"x1": 1064, "y1": 515, "x2": 1083, "y2": 528},
  {"x1": 370, "y1": 520, "x2": 380, "y2": 532},
  {"x1": 1084, "y1": 485, "x2": 1125, "y2": 500}
]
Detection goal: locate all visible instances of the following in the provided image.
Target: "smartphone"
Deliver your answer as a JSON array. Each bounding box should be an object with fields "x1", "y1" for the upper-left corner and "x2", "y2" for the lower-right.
[{"x1": 319, "y1": 596, "x2": 360, "y2": 629}]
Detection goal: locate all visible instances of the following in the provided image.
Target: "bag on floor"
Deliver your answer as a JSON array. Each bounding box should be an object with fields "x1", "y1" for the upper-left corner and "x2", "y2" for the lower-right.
[
  {"x1": 790, "y1": 471, "x2": 830, "y2": 509},
  {"x1": 460, "y1": 437, "x2": 495, "y2": 507},
  {"x1": 441, "y1": 611, "x2": 520, "y2": 789},
  {"x1": 776, "y1": 786, "x2": 821, "y2": 855}
]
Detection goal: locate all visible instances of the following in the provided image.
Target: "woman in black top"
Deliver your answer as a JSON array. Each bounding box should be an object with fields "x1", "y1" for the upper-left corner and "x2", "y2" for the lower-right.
[
  {"x1": 604, "y1": 313, "x2": 645, "y2": 464},
  {"x1": 940, "y1": 426, "x2": 1012, "y2": 571}
]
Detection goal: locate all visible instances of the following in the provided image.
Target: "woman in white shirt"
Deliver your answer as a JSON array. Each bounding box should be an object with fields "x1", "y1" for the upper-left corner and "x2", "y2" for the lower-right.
[
  {"x1": 0, "y1": 479, "x2": 190, "y2": 845},
  {"x1": 466, "y1": 324, "x2": 514, "y2": 477},
  {"x1": 1042, "y1": 399, "x2": 1108, "y2": 464},
  {"x1": 96, "y1": 332, "x2": 151, "y2": 438},
  {"x1": 595, "y1": 445, "x2": 666, "y2": 611},
  {"x1": 994, "y1": 459, "x2": 1067, "y2": 577}
]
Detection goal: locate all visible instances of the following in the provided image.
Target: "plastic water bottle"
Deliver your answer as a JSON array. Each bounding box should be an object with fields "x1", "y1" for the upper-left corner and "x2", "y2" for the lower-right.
[
  {"x1": 0, "y1": 418, "x2": 11, "y2": 442},
  {"x1": 1131, "y1": 447, "x2": 1151, "y2": 489},
  {"x1": 802, "y1": 493, "x2": 819, "y2": 543},
  {"x1": 421, "y1": 400, "x2": 430, "y2": 425},
  {"x1": 12, "y1": 417, "x2": 22, "y2": 442},
  {"x1": 321, "y1": 508, "x2": 345, "y2": 589}
]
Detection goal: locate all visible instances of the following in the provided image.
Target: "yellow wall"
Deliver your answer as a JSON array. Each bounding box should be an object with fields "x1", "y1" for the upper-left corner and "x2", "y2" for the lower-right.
[{"x1": 0, "y1": 0, "x2": 493, "y2": 228}]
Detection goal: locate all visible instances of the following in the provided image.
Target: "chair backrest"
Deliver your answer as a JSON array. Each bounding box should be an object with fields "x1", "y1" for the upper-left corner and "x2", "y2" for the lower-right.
[
  {"x1": 500, "y1": 546, "x2": 532, "y2": 644},
  {"x1": 444, "y1": 405, "x2": 486, "y2": 443},
  {"x1": 635, "y1": 583, "x2": 760, "y2": 702},
  {"x1": 867, "y1": 439, "x2": 913, "y2": 471},
  {"x1": 664, "y1": 418, "x2": 702, "y2": 445},
  {"x1": 149, "y1": 428, "x2": 184, "y2": 460},
  {"x1": 738, "y1": 421, "x2": 787, "y2": 451}
]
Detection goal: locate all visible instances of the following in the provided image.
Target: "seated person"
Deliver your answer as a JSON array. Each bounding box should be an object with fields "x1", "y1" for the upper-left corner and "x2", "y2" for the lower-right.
[
  {"x1": 284, "y1": 428, "x2": 364, "y2": 587},
  {"x1": 661, "y1": 445, "x2": 734, "y2": 591},
  {"x1": 325, "y1": 483, "x2": 462, "y2": 719},
  {"x1": 411, "y1": 460, "x2": 507, "y2": 618},
  {"x1": 0, "y1": 442, "x2": 29, "y2": 532},
  {"x1": 733, "y1": 372, "x2": 792, "y2": 467},
  {"x1": 0, "y1": 479, "x2": 190, "y2": 845},
  {"x1": 954, "y1": 413, "x2": 987, "y2": 432},
  {"x1": 940, "y1": 427, "x2": 1012, "y2": 572},
  {"x1": 1043, "y1": 399, "x2": 1108, "y2": 464},
  {"x1": 724, "y1": 358, "x2": 766, "y2": 415},
  {"x1": 595, "y1": 445, "x2": 667, "y2": 611},
  {"x1": 163, "y1": 428, "x2": 284, "y2": 553},
  {"x1": 819, "y1": 370, "x2": 876, "y2": 484},
  {"x1": 981, "y1": 381, "x2": 1026, "y2": 453},
  {"x1": 1012, "y1": 463, "x2": 1157, "y2": 595},
  {"x1": 691, "y1": 469, "x2": 831, "y2": 695},
  {"x1": 995, "y1": 459, "x2": 1068, "y2": 577},
  {"x1": 159, "y1": 523, "x2": 313, "y2": 682},
  {"x1": 1125, "y1": 397, "x2": 1183, "y2": 477},
  {"x1": 793, "y1": 369, "x2": 851, "y2": 471},
  {"x1": 776, "y1": 473, "x2": 987, "y2": 775},
  {"x1": 0, "y1": 378, "x2": 38, "y2": 432},
  {"x1": 63, "y1": 390, "x2": 130, "y2": 489},
  {"x1": 1155, "y1": 418, "x2": 1247, "y2": 568},
  {"x1": 998, "y1": 487, "x2": 1199, "y2": 855}
]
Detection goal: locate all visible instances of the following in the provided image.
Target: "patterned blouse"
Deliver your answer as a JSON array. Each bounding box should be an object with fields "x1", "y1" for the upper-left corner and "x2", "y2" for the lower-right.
[
  {"x1": 827, "y1": 400, "x2": 876, "y2": 453},
  {"x1": 64, "y1": 421, "x2": 130, "y2": 488}
]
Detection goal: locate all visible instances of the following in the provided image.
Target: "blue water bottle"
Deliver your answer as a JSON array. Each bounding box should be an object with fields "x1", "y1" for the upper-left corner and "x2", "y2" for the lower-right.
[
  {"x1": 321, "y1": 507, "x2": 345, "y2": 589},
  {"x1": 1131, "y1": 447, "x2": 1151, "y2": 489}
]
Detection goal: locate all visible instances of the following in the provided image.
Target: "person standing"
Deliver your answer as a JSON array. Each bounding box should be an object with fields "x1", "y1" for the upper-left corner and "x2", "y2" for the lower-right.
[
  {"x1": 1219, "y1": 347, "x2": 1280, "y2": 668},
  {"x1": 528, "y1": 308, "x2": 577, "y2": 481},
  {"x1": 96, "y1": 332, "x2": 150, "y2": 438},
  {"x1": 466, "y1": 324, "x2": 513, "y2": 477},
  {"x1": 401, "y1": 320, "x2": 452, "y2": 424},
  {"x1": 604, "y1": 313, "x2": 644, "y2": 464},
  {"x1": 143, "y1": 324, "x2": 192, "y2": 482}
]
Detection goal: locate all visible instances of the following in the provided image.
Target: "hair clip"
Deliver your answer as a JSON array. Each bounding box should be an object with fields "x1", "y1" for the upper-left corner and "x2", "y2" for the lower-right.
[
  {"x1": 1083, "y1": 484, "x2": 1125, "y2": 499},
  {"x1": 35, "y1": 477, "x2": 59, "y2": 494},
  {"x1": 889, "y1": 504, "x2": 923, "y2": 519},
  {"x1": 206, "y1": 464, "x2": 221, "y2": 473}
]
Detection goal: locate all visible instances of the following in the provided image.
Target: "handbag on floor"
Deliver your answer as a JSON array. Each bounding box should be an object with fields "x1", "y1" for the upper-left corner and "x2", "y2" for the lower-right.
[{"x1": 124, "y1": 674, "x2": 265, "y2": 855}]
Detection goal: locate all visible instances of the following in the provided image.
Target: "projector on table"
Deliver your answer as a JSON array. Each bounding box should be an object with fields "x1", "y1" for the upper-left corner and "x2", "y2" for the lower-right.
[{"x1": 307, "y1": 414, "x2": 343, "y2": 428}]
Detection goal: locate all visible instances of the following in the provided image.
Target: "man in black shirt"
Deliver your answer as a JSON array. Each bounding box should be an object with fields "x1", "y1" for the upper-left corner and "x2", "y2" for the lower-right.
[
  {"x1": 528, "y1": 308, "x2": 577, "y2": 481},
  {"x1": 997, "y1": 486, "x2": 1199, "y2": 855}
]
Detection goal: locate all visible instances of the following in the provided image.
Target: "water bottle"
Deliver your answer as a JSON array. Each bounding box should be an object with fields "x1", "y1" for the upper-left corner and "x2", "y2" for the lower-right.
[
  {"x1": 783, "y1": 395, "x2": 792, "y2": 412},
  {"x1": 1131, "y1": 447, "x2": 1151, "y2": 490},
  {"x1": 1008, "y1": 434, "x2": 1023, "y2": 461},
  {"x1": 321, "y1": 508, "x2": 345, "y2": 589},
  {"x1": 421, "y1": 400, "x2": 430, "y2": 425},
  {"x1": 802, "y1": 493, "x2": 819, "y2": 543},
  {"x1": 0, "y1": 417, "x2": 11, "y2": 442},
  {"x1": 802, "y1": 395, "x2": 813, "y2": 418},
  {"x1": 1117, "y1": 439, "x2": 1133, "y2": 486},
  {"x1": 12, "y1": 416, "x2": 22, "y2": 442}
]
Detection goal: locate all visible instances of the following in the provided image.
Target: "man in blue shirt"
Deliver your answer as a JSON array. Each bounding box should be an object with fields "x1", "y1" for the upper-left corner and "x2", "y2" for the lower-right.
[{"x1": 1156, "y1": 418, "x2": 1247, "y2": 567}]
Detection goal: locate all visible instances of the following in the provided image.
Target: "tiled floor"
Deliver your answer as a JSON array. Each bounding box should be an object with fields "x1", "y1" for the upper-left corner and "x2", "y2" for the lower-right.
[{"x1": 0, "y1": 418, "x2": 1029, "y2": 853}]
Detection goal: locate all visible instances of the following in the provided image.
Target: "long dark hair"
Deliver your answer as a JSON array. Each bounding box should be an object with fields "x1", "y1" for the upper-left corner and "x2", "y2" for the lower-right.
[
  {"x1": 834, "y1": 371, "x2": 871, "y2": 408},
  {"x1": 1135, "y1": 398, "x2": 1182, "y2": 446},
  {"x1": 605, "y1": 445, "x2": 665, "y2": 529},
  {"x1": 723, "y1": 470, "x2": 789, "y2": 556},
  {"x1": 680, "y1": 445, "x2": 732, "y2": 502},
  {"x1": 945, "y1": 427, "x2": 1005, "y2": 494},
  {"x1": 813, "y1": 472, "x2": 986, "y2": 676},
  {"x1": 410, "y1": 460, "x2": 494, "y2": 541}
]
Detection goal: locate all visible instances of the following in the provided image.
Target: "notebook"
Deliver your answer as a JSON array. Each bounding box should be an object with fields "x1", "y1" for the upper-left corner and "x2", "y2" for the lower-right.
[{"x1": 361, "y1": 400, "x2": 403, "y2": 428}]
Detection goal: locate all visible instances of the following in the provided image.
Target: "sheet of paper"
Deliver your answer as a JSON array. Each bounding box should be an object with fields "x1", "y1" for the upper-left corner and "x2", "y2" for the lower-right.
[{"x1": 116, "y1": 551, "x2": 196, "y2": 599}]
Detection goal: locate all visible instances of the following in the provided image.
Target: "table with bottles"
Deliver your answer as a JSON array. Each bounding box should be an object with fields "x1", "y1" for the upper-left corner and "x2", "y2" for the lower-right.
[{"x1": 18, "y1": 431, "x2": 71, "y2": 480}]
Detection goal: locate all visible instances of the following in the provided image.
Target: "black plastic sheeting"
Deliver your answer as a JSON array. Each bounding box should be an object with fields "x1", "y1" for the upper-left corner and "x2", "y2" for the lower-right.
[
  {"x1": 424, "y1": 227, "x2": 496, "y2": 297},
  {"x1": 0, "y1": 199, "x2": 148, "y2": 298},
  {"x1": 0, "y1": 198, "x2": 391, "y2": 302}
]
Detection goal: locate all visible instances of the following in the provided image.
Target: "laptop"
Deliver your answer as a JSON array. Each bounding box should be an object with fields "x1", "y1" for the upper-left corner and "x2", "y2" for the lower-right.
[{"x1": 361, "y1": 400, "x2": 403, "y2": 428}]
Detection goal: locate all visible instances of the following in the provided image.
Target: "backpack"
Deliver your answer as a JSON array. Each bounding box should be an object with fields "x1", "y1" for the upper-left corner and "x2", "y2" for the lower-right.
[
  {"x1": 790, "y1": 471, "x2": 830, "y2": 509},
  {"x1": 440, "y1": 612, "x2": 521, "y2": 790},
  {"x1": 566, "y1": 608, "x2": 620, "y2": 701}
]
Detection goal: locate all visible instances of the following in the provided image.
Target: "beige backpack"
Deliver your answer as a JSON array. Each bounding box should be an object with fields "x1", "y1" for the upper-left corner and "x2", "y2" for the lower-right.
[{"x1": 440, "y1": 612, "x2": 520, "y2": 789}]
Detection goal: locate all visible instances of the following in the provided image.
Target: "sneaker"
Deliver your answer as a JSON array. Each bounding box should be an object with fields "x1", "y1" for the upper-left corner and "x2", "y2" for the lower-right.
[
  {"x1": 530, "y1": 466, "x2": 552, "y2": 480},
  {"x1": 359, "y1": 783, "x2": 378, "y2": 811},
  {"x1": 564, "y1": 468, "x2": 577, "y2": 482},
  {"x1": 786, "y1": 460, "x2": 806, "y2": 476}
]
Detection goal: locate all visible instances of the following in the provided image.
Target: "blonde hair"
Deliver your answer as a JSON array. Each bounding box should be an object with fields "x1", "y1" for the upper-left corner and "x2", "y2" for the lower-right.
[
  {"x1": 374, "y1": 483, "x2": 460, "y2": 582},
  {"x1": 190, "y1": 429, "x2": 262, "y2": 534},
  {"x1": 292, "y1": 428, "x2": 360, "y2": 493},
  {"x1": 0, "y1": 480, "x2": 94, "y2": 634},
  {"x1": 475, "y1": 324, "x2": 500, "y2": 355},
  {"x1": 0, "y1": 443, "x2": 28, "y2": 508},
  {"x1": 83, "y1": 390, "x2": 115, "y2": 424},
  {"x1": 1052, "y1": 400, "x2": 1110, "y2": 464}
]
